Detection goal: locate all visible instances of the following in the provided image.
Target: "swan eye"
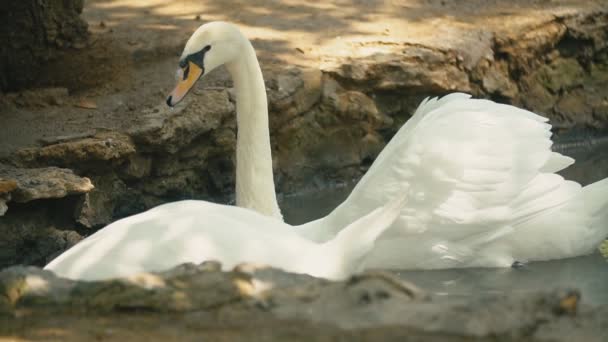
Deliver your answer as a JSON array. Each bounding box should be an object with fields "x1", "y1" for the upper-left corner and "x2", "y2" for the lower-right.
[{"x1": 182, "y1": 63, "x2": 190, "y2": 80}]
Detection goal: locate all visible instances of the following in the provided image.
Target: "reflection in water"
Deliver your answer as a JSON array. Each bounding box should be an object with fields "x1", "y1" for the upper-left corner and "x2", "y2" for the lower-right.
[{"x1": 281, "y1": 135, "x2": 608, "y2": 305}]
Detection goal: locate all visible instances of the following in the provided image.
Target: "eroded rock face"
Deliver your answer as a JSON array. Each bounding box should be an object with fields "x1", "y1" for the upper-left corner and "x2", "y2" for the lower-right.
[
  {"x1": 323, "y1": 11, "x2": 608, "y2": 136},
  {"x1": 0, "y1": 165, "x2": 92, "y2": 267},
  {"x1": 0, "y1": 264, "x2": 606, "y2": 341},
  {"x1": 15, "y1": 132, "x2": 136, "y2": 169},
  {"x1": 129, "y1": 90, "x2": 234, "y2": 154},
  {"x1": 0, "y1": 204, "x2": 84, "y2": 267}
]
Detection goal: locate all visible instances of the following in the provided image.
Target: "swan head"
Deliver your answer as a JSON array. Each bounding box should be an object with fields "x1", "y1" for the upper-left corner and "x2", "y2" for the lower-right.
[{"x1": 167, "y1": 21, "x2": 245, "y2": 107}]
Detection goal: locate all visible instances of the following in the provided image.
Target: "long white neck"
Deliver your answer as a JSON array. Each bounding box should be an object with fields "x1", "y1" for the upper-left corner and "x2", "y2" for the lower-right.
[{"x1": 225, "y1": 40, "x2": 282, "y2": 220}]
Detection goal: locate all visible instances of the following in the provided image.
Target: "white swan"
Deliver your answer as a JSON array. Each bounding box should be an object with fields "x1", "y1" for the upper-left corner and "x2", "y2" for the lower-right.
[
  {"x1": 43, "y1": 21, "x2": 411, "y2": 281},
  {"x1": 164, "y1": 21, "x2": 608, "y2": 270}
]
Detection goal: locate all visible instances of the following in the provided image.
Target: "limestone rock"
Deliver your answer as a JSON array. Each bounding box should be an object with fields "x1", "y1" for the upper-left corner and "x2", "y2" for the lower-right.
[
  {"x1": 536, "y1": 58, "x2": 585, "y2": 94},
  {"x1": 74, "y1": 173, "x2": 127, "y2": 228},
  {"x1": 0, "y1": 198, "x2": 7, "y2": 216},
  {"x1": 1, "y1": 264, "x2": 606, "y2": 341},
  {"x1": 480, "y1": 62, "x2": 519, "y2": 99},
  {"x1": 556, "y1": 89, "x2": 594, "y2": 124},
  {"x1": 15, "y1": 131, "x2": 135, "y2": 169},
  {"x1": 0, "y1": 178, "x2": 17, "y2": 216},
  {"x1": 130, "y1": 89, "x2": 234, "y2": 153},
  {"x1": 520, "y1": 76, "x2": 557, "y2": 114},
  {"x1": 0, "y1": 263, "x2": 247, "y2": 313},
  {"x1": 495, "y1": 21, "x2": 567, "y2": 74},
  {"x1": 0, "y1": 178, "x2": 17, "y2": 194},
  {"x1": 0, "y1": 165, "x2": 93, "y2": 203},
  {"x1": 0, "y1": 0, "x2": 88, "y2": 91},
  {"x1": 0, "y1": 87, "x2": 69, "y2": 108},
  {"x1": 0, "y1": 213, "x2": 83, "y2": 269},
  {"x1": 267, "y1": 66, "x2": 322, "y2": 128},
  {"x1": 321, "y1": 43, "x2": 471, "y2": 93}
]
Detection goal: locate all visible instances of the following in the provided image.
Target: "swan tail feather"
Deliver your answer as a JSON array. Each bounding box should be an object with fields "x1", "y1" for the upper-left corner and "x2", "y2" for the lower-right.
[
  {"x1": 540, "y1": 152, "x2": 574, "y2": 173},
  {"x1": 322, "y1": 195, "x2": 408, "y2": 275}
]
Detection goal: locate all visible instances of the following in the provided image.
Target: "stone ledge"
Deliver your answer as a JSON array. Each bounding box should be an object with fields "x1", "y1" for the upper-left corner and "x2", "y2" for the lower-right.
[
  {"x1": 0, "y1": 264, "x2": 606, "y2": 341},
  {"x1": 0, "y1": 165, "x2": 93, "y2": 208}
]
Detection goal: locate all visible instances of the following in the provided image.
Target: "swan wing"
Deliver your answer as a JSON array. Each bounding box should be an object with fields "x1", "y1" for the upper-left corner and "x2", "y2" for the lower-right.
[{"x1": 302, "y1": 94, "x2": 606, "y2": 268}]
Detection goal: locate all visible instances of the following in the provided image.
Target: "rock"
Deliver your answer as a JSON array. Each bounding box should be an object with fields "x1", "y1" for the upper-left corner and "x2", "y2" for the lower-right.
[
  {"x1": 480, "y1": 62, "x2": 519, "y2": 99},
  {"x1": 123, "y1": 154, "x2": 152, "y2": 179},
  {"x1": 0, "y1": 265, "x2": 606, "y2": 341},
  {"x1": 0, "y1": 198, "x2": 7, "y2": 216},
  {"x1": 38, "y1": 131, "x2": 96, "y2": 146},
  {"x1": 495, "y1": 21, "x2": 567, "y2": 74},
  {"x1": 536, "y1": 58, "x2": 585, "y2": 94},
  {"x1": 74, "y1": 173, "x2": 127, "y2": 228},
  {"x1": 322, "y1": 43, "x2": 471, "y2": 93},
  {"x1": 0, "y1": 178, "x2": 17, "y2": 216},
  {"x1": 520, "y1": 76, "x2": 557, "y2": 114},
  {"x1": 0, "y1": 209, "x2": 84, "y2": 268},
  {"x1": 130, "y1": 90, "x2": 234, "y2": 153},
  {"x1": 0, "y1": 178, "x2": 17, "y2": 194},
  {"x1": 15, "y1": 132, "x2": 135, "y2": 169},
  {"x1": 267, "y1": 67, "x2": 322, "y2": 128},
  {"x1": 0, "y1": 0, "x2": 88, "y2": 91},
  {"x1": 0, "y1": 263, "x2": 247, "y2": 313},
  {"x1": 555, "y1": 89, "x2": 594, "y2": 124},
  {"x1": 0, "y1": 165, "x2": 93, "y2": 203},
  {"x1": 0, "y1": 87, "x2": 70, "y2": 108}
]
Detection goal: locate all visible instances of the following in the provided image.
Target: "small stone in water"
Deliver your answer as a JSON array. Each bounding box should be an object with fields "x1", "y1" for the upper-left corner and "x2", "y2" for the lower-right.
[
  {"x1": 599, "y1": 240, "x2": 608, "y2": 259},
  {"x1": 511, "y1": 261, "x2": 527, "y2": 268}
]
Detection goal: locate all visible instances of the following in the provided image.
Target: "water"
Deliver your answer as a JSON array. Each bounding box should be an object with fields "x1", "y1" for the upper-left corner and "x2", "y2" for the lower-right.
[{"x1": 281, "y1": 136, "x2": 608, "y2": 305}]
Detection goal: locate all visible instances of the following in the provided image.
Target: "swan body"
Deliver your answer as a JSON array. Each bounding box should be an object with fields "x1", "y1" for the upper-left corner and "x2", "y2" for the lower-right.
[{"x1": 45, "y1": 197, "x2": 405, "y2": 281}]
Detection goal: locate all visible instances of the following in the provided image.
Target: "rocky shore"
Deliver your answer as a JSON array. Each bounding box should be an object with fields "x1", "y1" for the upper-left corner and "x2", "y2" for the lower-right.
[{"x1": 1, "y1": 263, "x2": 607, "y2": 341}]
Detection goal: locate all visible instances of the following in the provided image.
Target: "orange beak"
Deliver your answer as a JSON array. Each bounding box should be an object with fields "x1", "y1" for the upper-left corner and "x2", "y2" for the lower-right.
[{"x1": 166, "y1": 61, "x2": 203, "y2": 107}]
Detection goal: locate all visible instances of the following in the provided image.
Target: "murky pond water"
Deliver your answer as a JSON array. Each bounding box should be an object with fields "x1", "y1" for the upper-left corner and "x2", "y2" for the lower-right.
[{"x1": 281, "y1": 134, "x2": 608, "y2": 305}]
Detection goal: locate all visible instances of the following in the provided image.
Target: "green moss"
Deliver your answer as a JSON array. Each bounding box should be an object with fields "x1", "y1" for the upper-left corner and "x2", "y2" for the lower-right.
[
  {"x1": 590, "y1": 61, "x2": 608, "y2": 82},
  {"x1": 535, "y1": 58, "x2": 585, "y2": 93},
  {"x1": 600, "y1": 240, "x2": 608, "y2": 260}
]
